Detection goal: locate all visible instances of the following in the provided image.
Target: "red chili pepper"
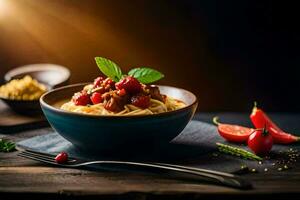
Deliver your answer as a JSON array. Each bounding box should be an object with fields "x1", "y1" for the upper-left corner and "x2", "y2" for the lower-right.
[
  {"x1": 213, "y1": 117, "x2": 254, "y2": 143},
  {"x1": 250, "y1": 102, "x2": 299, "y2": 144}
]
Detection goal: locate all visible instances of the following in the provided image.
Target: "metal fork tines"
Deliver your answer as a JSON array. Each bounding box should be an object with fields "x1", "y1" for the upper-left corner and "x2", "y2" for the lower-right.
[{"x1": 18, "y1": 149, "x2": 252, "y2": 189}]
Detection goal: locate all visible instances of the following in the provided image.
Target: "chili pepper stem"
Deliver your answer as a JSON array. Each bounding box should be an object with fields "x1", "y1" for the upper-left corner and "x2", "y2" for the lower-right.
[
  {"x1": 254, "y1": 101, "x2": 258, "y2": 108},
  {"x1": 251, "y1": 101, "x2": 258, "y2": 114},
  {"x1": 262, "y1": 125, "x2": 269, "y2": 137}
]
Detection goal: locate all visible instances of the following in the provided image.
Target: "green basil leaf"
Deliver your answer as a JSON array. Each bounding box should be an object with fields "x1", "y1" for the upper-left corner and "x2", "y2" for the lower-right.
[
  {"x1": 128, "y1": 67, "x2": 164, "y2": 84},
  {"x1": 95, "y1": 57, "x2": 122, "y2": 82},
  {"x1": 0, "y1": 139, "x2": 16, "y2": 152}
]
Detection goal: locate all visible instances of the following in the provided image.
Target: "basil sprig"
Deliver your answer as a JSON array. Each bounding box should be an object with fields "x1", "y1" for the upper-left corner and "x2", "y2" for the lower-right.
[
  {"x1": 128, "y1": 68, "x2": 164, "y2": 84},
  {"x1": 95, "y1": 57, "x2": 164, "y2": 84},
  {"x1": 0, "y1": 139, "x2": 16, "y2": 152},
  {"x1": 95, "y1": 57, "x2": 123, "y2": 82}
]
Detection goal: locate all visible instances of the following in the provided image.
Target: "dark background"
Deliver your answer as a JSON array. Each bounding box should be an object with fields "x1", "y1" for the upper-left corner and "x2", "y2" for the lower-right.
[{"x1": 0, "y1": 0, "x2": 299, "y2": 112}]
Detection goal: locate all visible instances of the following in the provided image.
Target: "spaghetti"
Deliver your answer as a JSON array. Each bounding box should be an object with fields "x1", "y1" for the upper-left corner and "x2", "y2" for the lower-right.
[
  {"x1": 61, "y1": 96, "x2": 185, "y2": 116},
  {"x1": 60, "y1": 76, "x2": 186, "y2": 116}
]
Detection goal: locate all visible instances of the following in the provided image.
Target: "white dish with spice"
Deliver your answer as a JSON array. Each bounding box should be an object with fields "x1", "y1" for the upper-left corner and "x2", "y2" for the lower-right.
[{"x1": 0, "y1": 64, "x2": 70, "y2": 115}]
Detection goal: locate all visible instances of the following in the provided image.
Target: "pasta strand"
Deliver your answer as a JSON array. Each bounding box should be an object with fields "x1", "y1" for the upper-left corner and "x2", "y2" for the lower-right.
[{"x1": 61, "y1": 96, "x2": 185, "y2": 116}]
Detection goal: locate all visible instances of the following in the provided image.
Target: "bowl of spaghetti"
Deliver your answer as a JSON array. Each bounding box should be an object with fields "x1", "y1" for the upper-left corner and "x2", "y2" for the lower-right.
[{"x1": 40, "y1": 57, "x2": 198, "y2": 153}]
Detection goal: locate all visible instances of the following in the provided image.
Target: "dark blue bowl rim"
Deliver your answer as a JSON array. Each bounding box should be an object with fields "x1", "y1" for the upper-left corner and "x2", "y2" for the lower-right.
[{"x1": 40, "y1": 83, "x2": 198, "y2": 119}]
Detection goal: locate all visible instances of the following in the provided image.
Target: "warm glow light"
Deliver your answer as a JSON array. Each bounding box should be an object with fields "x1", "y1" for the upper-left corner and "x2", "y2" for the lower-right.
[
  {"x1": 0, "y1": 0, "x2": 7, "y2": 11},
  {"x1": 0, "y1": 0, "x2": 139, "y2": 66},
  {"x1": 0, "y1": 0, "x2": 10, "y2": 19}
]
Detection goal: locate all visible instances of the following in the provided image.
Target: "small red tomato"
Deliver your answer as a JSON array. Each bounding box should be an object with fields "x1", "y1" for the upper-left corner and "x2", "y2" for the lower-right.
[
  {"x1": 115, "y1": 76, "x2": 142, "y2": 94},
  {"x1": 117, "y1": 88, "x2": 127, "y2": 96},
  {"x1": 72, "y1": 91, "x2": 90, "y2": 106},
  {"x1": 55, "y1": 152, "x2": 68, "y2": 164},
  {"x1": 90, "y1": 92, "x2": 103, "y2": 104},
  {"x1": 213, "y1": 117, "x2": 254, "y2": 143},
  {"x1": 104, "y1": 78, "x2": 114, "y2": 85},
  {"x1": 131, "y1": 95, "x2": 150, "y2": 108},
  {"x1": 93, "y1": 76, "x2": 104, "y2": 87},
  {"x1": 103, "y1": 78, "x2": 115, "y2": 89},
  {"x1": 218, "y1": 124, "x2": 254, "y2": 143},
  {"x1": 248, "y1": 128, "x2": 273, "y2": 156}
]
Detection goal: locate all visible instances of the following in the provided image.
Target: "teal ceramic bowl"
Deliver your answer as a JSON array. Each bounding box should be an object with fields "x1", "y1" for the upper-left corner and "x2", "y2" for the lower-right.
[{"x1": 40, "y1": 83, "x2": 198, "y2": 153}]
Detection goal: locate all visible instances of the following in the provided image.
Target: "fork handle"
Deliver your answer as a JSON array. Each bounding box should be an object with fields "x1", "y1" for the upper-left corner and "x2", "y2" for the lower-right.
[{"x1": 79, "y1": 161, "x2": 252, "y2": 189}]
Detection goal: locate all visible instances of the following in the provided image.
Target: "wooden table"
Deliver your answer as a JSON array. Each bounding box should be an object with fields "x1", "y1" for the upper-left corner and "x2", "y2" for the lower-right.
[{"x1": 1, "y1": 113, "x2": 300, "y2": 199}]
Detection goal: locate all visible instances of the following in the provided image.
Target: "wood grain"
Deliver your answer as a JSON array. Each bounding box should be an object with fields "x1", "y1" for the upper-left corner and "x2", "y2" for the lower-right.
[
  {"x1": 1, "y1": 147, "x2": 300, "y2": 199},
  {"x1": 0, "y1": 101, "x2": 48, "y2": 133},
  {"x1": 1, "y1": 113, "x2": 300, "y2": 199}
]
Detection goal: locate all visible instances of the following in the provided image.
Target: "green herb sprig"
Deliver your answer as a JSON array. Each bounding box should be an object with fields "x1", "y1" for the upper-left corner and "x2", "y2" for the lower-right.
[
  {"x1": 95, "y1": 57, "x2": 164, "y2": 83},
  {"x1": 216, "y1": 143, "x2": 262, "y2": 161},
  {"x1": 0, "y1": 138, "x2": 16, "y2": 152}
]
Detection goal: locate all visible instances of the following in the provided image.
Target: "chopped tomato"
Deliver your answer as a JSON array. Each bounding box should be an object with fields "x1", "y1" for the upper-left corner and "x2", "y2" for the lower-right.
[
  {"x1": 90, "y1": 92, "x2": 103, "y2": 104},
  {"x1": 117, "y1": 88, "x2": 127, "y2": 96},
  {"x1": 213, "y1": 117, "x2": 254, "y2": 143},
  {"x1": 131, "y1": 95, "x2": 150, "y2": 109},
  {"x1": 93, "y1": 76, "x2": 104, "y2": 88},
  {"x1": 72, "y1": 91, "x2": 91, "y2": 106},
  {"x1": 115, "y1": 76, "x2": 142, "y2": 94}
]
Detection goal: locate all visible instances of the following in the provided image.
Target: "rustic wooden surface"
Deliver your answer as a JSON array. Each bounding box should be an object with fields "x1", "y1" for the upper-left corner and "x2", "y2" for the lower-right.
[
  {"x1": 0, "y1": 101, "x2": 47, "y2": 133},
  {"x1": 1, "y1": 113, "x2": 300, "y2": 199}
]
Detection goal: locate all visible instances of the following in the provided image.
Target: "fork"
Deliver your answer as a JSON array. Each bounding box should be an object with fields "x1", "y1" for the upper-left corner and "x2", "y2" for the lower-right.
[{"x1": 18, "y1": 149, "x2": 252, "y2": 189}]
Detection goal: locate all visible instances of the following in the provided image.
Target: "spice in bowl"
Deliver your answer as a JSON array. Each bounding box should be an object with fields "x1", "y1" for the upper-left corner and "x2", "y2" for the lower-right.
[{"x1": 0, "y1": 75, "x2": 47, "y2": 100}]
